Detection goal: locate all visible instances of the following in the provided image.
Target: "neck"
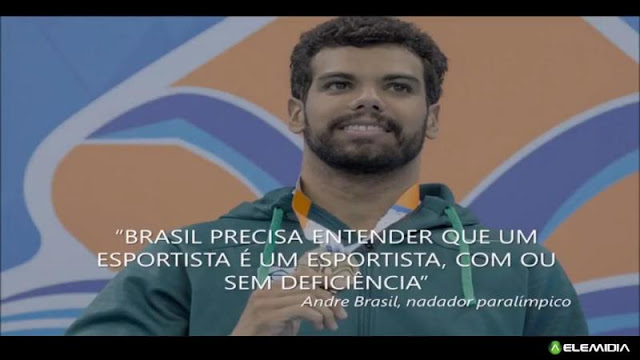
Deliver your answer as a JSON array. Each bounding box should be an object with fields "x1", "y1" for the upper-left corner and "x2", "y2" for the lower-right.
[{"x1": 298, "y1": 149, "x2": 420, "y2": 231}]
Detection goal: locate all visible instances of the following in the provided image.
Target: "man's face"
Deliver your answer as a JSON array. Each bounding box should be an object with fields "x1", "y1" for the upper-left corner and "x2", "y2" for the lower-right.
[{"x1": 298, "y1": 45, "x2": 434, "y2": 175}]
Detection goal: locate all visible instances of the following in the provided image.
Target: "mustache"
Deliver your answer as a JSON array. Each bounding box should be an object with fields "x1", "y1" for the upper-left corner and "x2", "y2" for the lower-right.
[{"x1": 329, "y1": 112, "x2": 402, "y2": 135}]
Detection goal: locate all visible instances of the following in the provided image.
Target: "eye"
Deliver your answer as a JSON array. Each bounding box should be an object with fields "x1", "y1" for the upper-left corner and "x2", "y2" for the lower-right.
[
  {"x1": 324, "y1": 81, "x2": 351, "y2": 91},
  {"x1": 389, "y1": 83, "x2": 412, "y2": 93}
]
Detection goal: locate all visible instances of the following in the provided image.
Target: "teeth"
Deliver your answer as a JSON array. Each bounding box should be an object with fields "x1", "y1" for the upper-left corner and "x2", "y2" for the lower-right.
[{"x1": 344, "y1": 125, "x2": 385, "y2": 131}]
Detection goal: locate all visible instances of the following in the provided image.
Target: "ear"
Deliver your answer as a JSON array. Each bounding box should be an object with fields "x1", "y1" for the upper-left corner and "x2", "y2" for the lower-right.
[
  {"x1": 425, "y1": 103, "x2": 440, "y2": 140},
  {"x1": 287, "y1": 97, "x2": 306, "y2": 134}
]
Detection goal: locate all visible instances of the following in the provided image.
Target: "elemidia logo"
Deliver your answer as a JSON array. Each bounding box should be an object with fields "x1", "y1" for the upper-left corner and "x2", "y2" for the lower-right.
[{"x1": 549, "y1": 340, "x2": 630, "y2": 354}]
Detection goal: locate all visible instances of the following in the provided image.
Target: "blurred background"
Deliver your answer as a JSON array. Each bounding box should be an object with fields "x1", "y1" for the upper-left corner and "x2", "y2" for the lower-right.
[{"x1": 1, "y1": 16, "x2": 638, "y2": 335}]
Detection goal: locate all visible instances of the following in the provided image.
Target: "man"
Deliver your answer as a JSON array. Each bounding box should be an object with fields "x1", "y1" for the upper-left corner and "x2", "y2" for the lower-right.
[{"x1": 66, "y1": 16, "x2": 588, "y2": 336}]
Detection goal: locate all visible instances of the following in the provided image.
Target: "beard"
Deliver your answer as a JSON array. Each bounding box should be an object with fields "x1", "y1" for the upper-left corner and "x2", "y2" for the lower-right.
[{"x1": 304, "y1": 111, "x2": 427, "y2": 175}]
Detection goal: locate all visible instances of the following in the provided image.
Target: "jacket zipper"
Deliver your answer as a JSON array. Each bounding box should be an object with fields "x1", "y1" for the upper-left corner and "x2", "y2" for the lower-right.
[
  {"x1": 358, "y1": 264, "x2": 367, "y2": 335},
  {"x1": 364, "y1": 262, "x2": 373, "y2": 335}
]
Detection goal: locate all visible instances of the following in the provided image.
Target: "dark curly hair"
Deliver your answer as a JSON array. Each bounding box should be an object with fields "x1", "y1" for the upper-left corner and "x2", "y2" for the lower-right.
[{"x1": 290, "y1": 16, "x2": 448, "y2": 106}]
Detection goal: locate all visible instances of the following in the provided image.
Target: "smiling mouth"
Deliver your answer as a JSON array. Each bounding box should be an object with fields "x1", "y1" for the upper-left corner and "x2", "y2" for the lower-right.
[{"x1": 339, "y1": 123, "x2": 391, "y2": 133}]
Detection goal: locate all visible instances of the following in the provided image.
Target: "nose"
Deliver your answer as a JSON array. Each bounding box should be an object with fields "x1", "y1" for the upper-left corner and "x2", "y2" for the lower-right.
[{"x1": 350, "y1": 86, "x2": 384, "y2": 113}]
